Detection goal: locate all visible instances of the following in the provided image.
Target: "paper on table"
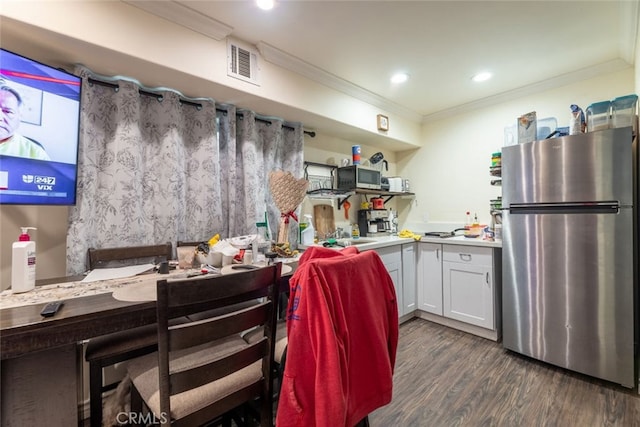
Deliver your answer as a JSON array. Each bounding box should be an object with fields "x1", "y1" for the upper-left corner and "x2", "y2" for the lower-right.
[{"x1": 81, "y1": 264, "x2": 155, "y2": 283}]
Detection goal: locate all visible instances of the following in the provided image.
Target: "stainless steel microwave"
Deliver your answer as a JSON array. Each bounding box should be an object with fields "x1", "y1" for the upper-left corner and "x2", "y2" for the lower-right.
[{"x1": 336, "y1": 165, "x2": 382, "y2": 190}]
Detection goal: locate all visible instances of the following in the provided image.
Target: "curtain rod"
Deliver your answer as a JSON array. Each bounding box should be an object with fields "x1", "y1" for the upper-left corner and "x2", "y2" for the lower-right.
[{"x1": 88, "y1": 77, "x2": 316, "y2": 137}]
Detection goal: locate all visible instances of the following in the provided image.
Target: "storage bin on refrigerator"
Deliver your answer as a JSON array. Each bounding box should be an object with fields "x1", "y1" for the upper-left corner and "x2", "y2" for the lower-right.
[
  {"x1": 611, "y1": 94, "x2": 638, "y2": 133},
  {"x1": 586, "y1": 101, "x2": 611, "y2": 132}
]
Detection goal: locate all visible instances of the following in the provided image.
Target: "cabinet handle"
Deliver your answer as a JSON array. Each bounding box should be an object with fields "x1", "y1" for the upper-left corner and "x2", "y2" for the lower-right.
[
  {"x1": 486, "y1": 272, "x2": 489, "y2": 284},
  {"x1": 436, "y1": 249, "x2": 440, "y2": 260},
  {"x1": 459, "y1": 253, "x2": 472, "y2": 262}
]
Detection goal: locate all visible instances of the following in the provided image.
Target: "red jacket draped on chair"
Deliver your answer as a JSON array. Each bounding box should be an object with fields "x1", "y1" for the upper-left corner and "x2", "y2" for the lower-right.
[{"x1": 276, "y1": 246, "x2": 399, "y2": 427}]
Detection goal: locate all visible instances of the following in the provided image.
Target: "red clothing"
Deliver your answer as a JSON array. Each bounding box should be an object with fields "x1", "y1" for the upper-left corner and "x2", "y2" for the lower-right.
[{"x1": 276, "y1": 246, "x2": 399, "y2": 427}]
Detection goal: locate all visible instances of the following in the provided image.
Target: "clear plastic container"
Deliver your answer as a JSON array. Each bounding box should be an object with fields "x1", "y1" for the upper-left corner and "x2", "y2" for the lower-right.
[
  {"x1": 611, "y1": 94, "x2": 638, "y2": 133},
  {"x1": 536, "y1": 117, "x2": 557, "y2": 140},
  {"x1": 586, "y1": 101, "x2": 611, "y2": 132}
]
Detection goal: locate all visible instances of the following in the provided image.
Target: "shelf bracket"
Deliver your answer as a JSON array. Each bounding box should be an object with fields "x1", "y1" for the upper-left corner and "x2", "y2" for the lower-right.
[{"x1": 337, "y1": 194, "x2": 352, "y2": 210}]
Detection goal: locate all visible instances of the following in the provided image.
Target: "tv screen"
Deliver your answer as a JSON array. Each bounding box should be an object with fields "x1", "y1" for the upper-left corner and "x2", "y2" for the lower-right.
[{"x1": 0, "y1": 48, "x2": 81, "y2": 205}]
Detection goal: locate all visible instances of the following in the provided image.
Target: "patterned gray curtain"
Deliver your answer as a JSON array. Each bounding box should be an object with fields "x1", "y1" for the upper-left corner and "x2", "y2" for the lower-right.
[
  {"x1": 234, "y1": 110, "x2": 305, "y2": 247},
  {"x1": 66, "y1": 69, "x2": 304, "y2": 275}
]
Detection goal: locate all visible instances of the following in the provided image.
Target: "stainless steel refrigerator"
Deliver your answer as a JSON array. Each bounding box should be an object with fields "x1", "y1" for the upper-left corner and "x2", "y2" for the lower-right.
[{"x1": 502, "y1": 126, "x2": 637, "y2": 388}]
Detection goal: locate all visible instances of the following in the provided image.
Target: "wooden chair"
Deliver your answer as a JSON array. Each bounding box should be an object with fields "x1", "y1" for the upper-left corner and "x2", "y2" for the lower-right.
[
  {"x1": 85, "y1": 242, "x2": 173, "y2": 427},
  {"x1": 126, "y1": 263, "x2": 282, "y2": 427},
  {"x1": 242, "y1": 272, "x2": 292, "y2": 400},
  {"x1": 242, "y1": 319, "x2": 288, "y2": 402},
  {"x1": 87, "y1": 242, "x2": 173, "y2": 270},
  {"x1": 276, "y1": 248, "x2": 398, "y2": 426}
]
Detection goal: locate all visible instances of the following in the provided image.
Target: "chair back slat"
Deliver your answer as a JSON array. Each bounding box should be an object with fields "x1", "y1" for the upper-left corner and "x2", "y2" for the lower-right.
[
  {"x1": 170, "y1": 340, "x2": 266, "y2": 395},
  {"x1": 176, "y1": 240, "x2": 204, "y2": 247},
  {"x1": 88, "y1": 242, "x2": 172, "y2": 270},
  {"x1": 169, "y1": 302, "x2": 270, "y2": 352},
  {"x1": 162, "y1": 267, "x2": 277, "y2": 310}
]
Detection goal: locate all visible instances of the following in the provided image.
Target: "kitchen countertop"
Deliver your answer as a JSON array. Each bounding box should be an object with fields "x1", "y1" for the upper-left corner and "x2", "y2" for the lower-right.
[
  {"x1": 302, "y1": 234, "x2": 501, "y2": 251},
  {"x1": 421, "y1": 235, "x2": 502, "y2": 248}
]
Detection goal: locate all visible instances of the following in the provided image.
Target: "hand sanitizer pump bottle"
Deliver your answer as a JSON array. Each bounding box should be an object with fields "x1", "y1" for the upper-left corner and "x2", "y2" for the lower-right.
[
  {"x1": 12, "y1": 227, "x2": 37, "y2": 293},
  {"x1": 300, "y1": 214, "x2": 315, "y2": 245}
]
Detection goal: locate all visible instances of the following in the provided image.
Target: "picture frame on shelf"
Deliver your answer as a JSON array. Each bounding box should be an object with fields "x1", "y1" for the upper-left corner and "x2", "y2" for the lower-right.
[{"x1": 377, "y1": 114, "x2": 389, "y2": 131}]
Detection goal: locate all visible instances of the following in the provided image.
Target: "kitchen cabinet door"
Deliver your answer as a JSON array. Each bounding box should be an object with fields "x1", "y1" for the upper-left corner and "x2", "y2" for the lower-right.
[
  {"x1": 401, "y1": 243, "x2": 416, "y2": 316},
  {"x1": 376, "y1": 246, "x2": 403, "y2": 318},
  {"x1": 442, "y1": 261, "x2": 493, "y2": 330},
  {"x1": 418, "y1": 243, "x2": 443, "y2": 315}
]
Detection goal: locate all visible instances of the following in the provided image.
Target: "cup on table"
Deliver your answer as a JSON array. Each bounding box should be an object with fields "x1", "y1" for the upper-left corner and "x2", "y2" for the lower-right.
[{"x1": 158, "y1": 261, "x2": 169, "y2": 274}]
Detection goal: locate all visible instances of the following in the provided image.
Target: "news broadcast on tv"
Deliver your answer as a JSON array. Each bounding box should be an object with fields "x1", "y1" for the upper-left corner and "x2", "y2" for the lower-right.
[{"x1": 0, "y1": 48, "x2": 81, "y2": 205}]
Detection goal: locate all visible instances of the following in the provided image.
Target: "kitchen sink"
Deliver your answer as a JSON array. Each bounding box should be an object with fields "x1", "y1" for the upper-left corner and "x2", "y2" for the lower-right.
[
  {"x1": 310, "y1": 237, "x2": 379, "y2": 249},
  {"x1": 336, "y1": 238, "x2": 377, "y2": 246}
]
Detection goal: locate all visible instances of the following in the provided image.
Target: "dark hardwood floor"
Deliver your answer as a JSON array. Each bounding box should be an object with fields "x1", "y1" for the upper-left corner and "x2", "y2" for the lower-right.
[{"x1": 369, "y1": 318, "x2": 640, "y2": 427}]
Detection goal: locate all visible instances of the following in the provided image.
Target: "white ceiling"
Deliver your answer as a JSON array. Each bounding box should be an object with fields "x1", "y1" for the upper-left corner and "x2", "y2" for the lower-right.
[{"x1": 126, "y1": 0, "x2": 638, "y2": 122}]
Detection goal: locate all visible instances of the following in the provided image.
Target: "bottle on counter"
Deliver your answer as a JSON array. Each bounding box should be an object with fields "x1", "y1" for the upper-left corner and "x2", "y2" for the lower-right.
[
  {"x1": 12, "y1": 227, "x2": 37, "y2": 293},
  {"x1": 351, "y1": 223, "x2": 360, "y2": 239},
  {"x1": 390, "y1": 210, "x2": 399, "y2": 235},
  {"x1": 300, "y1": 214, "x2": 315, "y2": 246}
]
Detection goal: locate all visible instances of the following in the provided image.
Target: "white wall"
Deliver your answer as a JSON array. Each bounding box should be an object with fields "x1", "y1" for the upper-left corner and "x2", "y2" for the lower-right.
[
  {"x1": 399, "y1": 68, "x2": 635, "y2": 229},
  {"x1": 1, "y1": 205, "x2": 69, "y2": 288}
]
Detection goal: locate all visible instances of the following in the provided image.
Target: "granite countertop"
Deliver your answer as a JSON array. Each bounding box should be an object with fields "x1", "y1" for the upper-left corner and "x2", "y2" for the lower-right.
[
  {"x1": 0, "y1": 274, "x2": 157, "y2": 310},
  {"x1": 0, "y1": 257, "x2": 300, "y2": 310}
]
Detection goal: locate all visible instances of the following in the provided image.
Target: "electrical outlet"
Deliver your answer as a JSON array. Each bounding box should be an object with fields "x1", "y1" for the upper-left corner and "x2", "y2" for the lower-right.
[{"x1": 422, "y1": 212, "x2": 429, "y2": 223}]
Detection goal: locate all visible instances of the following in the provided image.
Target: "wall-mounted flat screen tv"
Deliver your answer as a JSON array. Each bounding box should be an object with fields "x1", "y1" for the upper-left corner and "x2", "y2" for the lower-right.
[{"x1": 0, "y1": 48, "x2": 81, "y2": 205}]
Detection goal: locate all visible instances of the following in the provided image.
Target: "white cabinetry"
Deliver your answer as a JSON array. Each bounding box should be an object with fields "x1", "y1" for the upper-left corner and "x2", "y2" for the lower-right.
[
  {"x1": 442, "y1": 246, "x2": 494, "y2": 330},
  {"x1": 417, "y1": 242, "x2": 501, "y2": 341},
  {"x1": 401, "y1": 244, "x2": 416, "y2": 315},
  {"x1": 375, "y1": 244, "x2": 416, "y2": 321},
  {"x1": 418, "y1": 243, "x2": 443, "y2": 315},
  {"x1": 376, "y1": 246, "x2": 402, "y2": 315}
]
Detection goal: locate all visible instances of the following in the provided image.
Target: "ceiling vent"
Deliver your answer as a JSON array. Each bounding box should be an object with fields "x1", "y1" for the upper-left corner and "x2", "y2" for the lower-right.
[{"x1": 227, "y1": 39, "x2": 260, "y2": 86}]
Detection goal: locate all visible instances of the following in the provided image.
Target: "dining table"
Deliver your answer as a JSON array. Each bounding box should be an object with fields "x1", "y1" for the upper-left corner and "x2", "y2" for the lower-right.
[{"x1": 0, "y1": 261, "x2": 296, "y2": 427}]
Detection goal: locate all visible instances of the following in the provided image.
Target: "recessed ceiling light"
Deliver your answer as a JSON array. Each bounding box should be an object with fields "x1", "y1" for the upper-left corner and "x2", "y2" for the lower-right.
[
  {"x1": 472, "y1": 72, "x2": 492, "y2": 82},
  {"x1": 391, "y1": 72, "x2": 409, "y2": 84},
  {"x1": 256, "y1": 0, "x2": 274, "y2": 10}
]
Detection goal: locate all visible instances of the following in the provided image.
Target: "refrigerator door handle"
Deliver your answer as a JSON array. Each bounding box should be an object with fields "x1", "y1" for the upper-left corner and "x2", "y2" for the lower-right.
[{"x1": 509, "y1": 201, "x2": 619, "y2": 214}]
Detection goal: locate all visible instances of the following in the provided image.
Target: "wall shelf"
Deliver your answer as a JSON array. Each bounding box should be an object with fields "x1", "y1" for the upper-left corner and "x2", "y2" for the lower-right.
[{"x1": 303, "y1": 161, "x2": 414, "y2": 209}]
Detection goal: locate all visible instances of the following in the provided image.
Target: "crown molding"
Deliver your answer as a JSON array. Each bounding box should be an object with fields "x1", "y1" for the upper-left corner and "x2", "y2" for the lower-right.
[
  {"x1": 123, "y1": 1, "x2": 233, "y2": 41},
  {"x1": 256, "y1": 41, "x2": 423, "y2": 123},
  {"x1": 423, "y1": 58, "x2": 632, "y2": 123}
]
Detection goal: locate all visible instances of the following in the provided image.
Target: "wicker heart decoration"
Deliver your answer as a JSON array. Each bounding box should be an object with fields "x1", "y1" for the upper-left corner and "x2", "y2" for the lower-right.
[{"x1": 268, "y1": 171, "x2": 309, "y2": 244}]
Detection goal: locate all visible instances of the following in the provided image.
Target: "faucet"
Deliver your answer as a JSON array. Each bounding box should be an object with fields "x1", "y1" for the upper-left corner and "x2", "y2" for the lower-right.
[{"x1": 326, "y1": 227, "x2": 344, "y2": 240}]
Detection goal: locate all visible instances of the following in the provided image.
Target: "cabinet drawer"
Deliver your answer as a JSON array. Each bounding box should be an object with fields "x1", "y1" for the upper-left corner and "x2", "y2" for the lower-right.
[
  {"x1": 443, "y1": 245, "x2": 492, "y2": 266},
  {"x1": 376, "y1": 246, "x2": 402, "y2": 264}
]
